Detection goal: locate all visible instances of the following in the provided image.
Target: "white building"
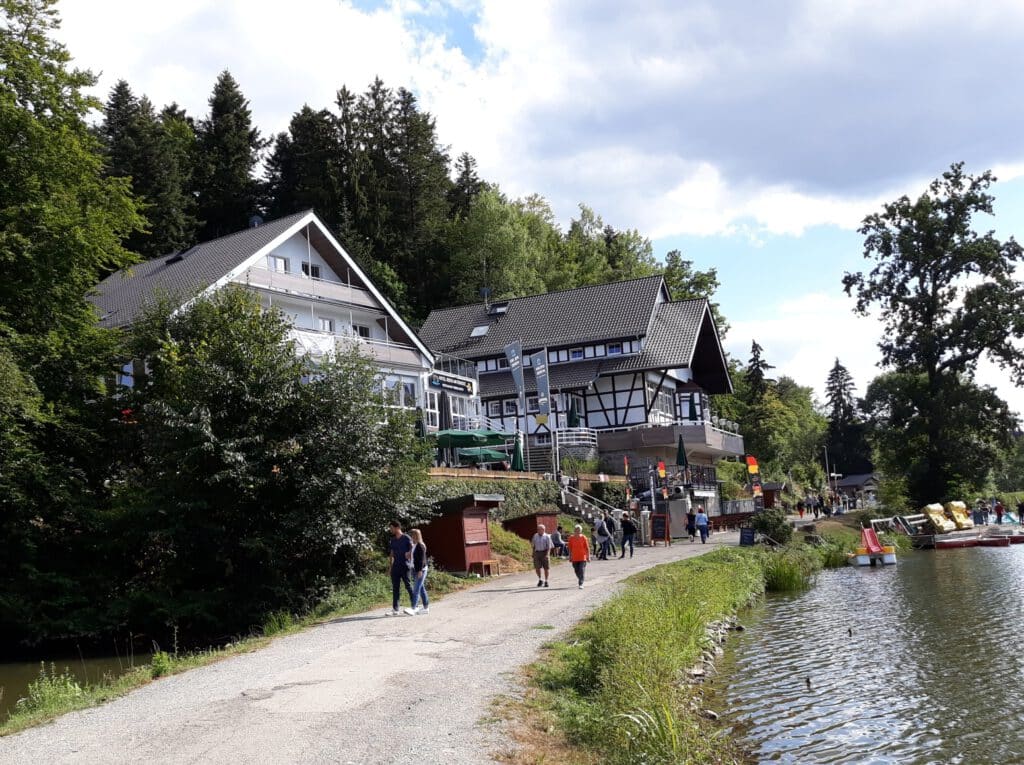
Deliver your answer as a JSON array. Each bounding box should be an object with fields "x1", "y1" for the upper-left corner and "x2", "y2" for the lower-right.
[{"x1": 91, "y1": 210, "x2": 478, "y2": 428}]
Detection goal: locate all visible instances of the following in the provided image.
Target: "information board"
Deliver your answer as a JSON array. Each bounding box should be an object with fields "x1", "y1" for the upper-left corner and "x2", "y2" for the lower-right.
[
  {"x1": 651, "y1": 513, "x2": 671, "y2": 546},
  {"x1": 739, "y1": 527, "x2": 756, "y2": 547}
]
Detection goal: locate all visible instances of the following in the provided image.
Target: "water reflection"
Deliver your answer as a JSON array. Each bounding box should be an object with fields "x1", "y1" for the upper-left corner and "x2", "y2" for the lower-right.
[{"x1": 719, "y1": 548, "x2": 1024, "y2": 764}]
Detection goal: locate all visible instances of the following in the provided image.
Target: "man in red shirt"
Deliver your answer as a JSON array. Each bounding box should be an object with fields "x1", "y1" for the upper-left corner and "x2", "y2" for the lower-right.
[{"x1": 566, "y1": 524, "x2": 591, "y2": 589}]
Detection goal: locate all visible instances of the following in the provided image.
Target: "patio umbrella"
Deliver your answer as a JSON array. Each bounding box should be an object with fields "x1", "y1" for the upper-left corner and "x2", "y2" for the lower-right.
[
  {"x1": 567, "y1": 399, "x2": 580, "y2": 428},
  {"x1": 470, "y1": 428, "x2": 515, "y2": 445},
  {"x1": 676, "y1": 434, "x2": 688, "y2": 470},
  {"x1": 686, "y1": 393, "x2": 698, "y2": 421},
  {"x1": 435, "y1": 429, "x2": 488, "y2": 448},
  {"x1": 457, "y1": 447, "x2": 510, "y2": 464},
  {"x1": 511, "y1": 432, "x2": 526, "y2": 471}
]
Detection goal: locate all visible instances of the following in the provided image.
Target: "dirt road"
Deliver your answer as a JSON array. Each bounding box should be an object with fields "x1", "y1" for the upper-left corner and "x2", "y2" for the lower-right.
[{"x1": 0, "y1": 532, "x2": 736, "y2": 764}]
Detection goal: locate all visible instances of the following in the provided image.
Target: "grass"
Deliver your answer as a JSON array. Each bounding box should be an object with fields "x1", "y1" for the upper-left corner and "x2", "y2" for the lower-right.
[
  {"x1": 0, "y1": 564, "x2": 474, "y2": 737},
  {"x1": 524, "y1": 548, "x2": 770, "y2": 765},
  {"x1": 489, "y1": 521, "x2": 535, "y2": 571}
]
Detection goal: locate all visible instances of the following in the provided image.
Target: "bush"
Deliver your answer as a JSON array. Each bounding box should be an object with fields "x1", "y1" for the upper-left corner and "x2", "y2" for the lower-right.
[
  {"x1": 751, "y1": 508, "x2": 792, "y2": 544},
  {"x1": 15, "y1": 664, "x2": 85, "y2": 716},
  {"x1": 150, "y1": 651, "x2": 172, "y2": 678},
  {"x1": 589, "y1": 482, "x2": 627, "y2": 508}
]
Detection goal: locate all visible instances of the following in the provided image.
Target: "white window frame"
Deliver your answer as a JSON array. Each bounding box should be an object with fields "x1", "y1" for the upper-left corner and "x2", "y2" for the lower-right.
[
  {"x1": 301, "y1": 262, "x2": 321, "y2": 279},
  {"x1": 607, "y1": 342, "x2": 623, "y2": 355},
  {"x1": 269, "y1": 255, "x2": 289, "y2": 273},
  {"x1": 488, "y1": 400, "x2": 501, "y2": 417},
  {"x1": 353, "y1": 324, "x2": 371, "y2": 339},
  {"x1": 317, "y1": 317, "x2": 334, "y2": 333},
  {"x1": 570, "y1": 348, "x2": 584, "y2": 361},
  {"x1": 527, "y1": 396, "x2": 539, "y2": 412},
  {"x1": 503, "y1": 400, "x2": 517, "y2": 416}
]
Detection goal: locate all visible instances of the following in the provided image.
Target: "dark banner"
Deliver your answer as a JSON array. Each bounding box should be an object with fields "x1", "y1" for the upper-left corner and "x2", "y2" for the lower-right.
[
  {"x1": 504, "y1": 341, "x2": 526, "y2": 416},
  {"x1": 529, "y1": 350, "x2": 550, "y2": 426}
]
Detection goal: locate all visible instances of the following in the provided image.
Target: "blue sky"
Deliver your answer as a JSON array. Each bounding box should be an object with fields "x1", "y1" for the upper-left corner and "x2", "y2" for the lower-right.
[{"x1": 55, "y1": 0, "x2": 1024, "y2": 412}]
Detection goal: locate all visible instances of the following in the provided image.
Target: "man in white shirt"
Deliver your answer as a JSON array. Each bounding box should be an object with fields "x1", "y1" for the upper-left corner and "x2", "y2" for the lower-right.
[{"x1": 531, "y1": 523, "x2": 554, "y2": 588}]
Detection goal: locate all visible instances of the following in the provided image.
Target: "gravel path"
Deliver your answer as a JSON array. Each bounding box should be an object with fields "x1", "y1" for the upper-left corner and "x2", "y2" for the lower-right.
[{"x1": 0, "y1": 532, "x2": 736, "y2": 764}]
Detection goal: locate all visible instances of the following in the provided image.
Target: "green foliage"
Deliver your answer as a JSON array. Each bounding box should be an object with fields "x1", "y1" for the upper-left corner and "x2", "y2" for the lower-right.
[
  {"x1": 588, "y1": 481, "x2": 627, "y2": 508},
  {"x1": 110, "y1": 287, "x2": 433, "y2": 641},
  {"x1": 863, "y1": 370, "x2": 1013, "y2": 504},
  {"x1": 149, "y1": 651, "x2": 172, "y2": 679},
  {"x1": 194, "y1": 70, "x2": 265, "y2": 239},
  {"x1": 762, "y1": 547, "x2": 818, "y2": 591},
  {"x1": 845, "y1": 164, "x2": 1024, "y2": 505},
  {"x1": 488, "y1": 522, "x2": 533, "y2": 566},
  {"x1": 533, "y1": 549, "x2": 764, "y2": 764},
  {"x1": 14, "y1": 664, "x2": 85, "y2": 716},
  {"x1": 261, "y1": 611, "x2": 295, "y2": 637},
  {"x1": 745, "y1": 340, "x2": 774, "y2": 400},
  {"x1": 750, "y1": 508, "x2": 793, "y2": 544},
  {"x1": 824, "y1": 359, "x2": 873, "y2": 475}
]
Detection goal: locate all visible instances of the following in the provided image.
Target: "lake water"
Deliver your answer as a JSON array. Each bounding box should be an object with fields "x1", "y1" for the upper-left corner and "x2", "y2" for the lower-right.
[
  {"x1": 0, "y1": 652, "x2": 151, "y2": 720},
  {"x1": 717, "y1": 546, "x2": 1024, "y2": 764}
]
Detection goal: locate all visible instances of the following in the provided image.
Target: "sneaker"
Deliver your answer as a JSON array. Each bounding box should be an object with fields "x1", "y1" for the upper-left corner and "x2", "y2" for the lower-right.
[
  {"x1": 578, "y1": 583, "x2": 584, "y2": 589},
  {"x1": 403, "y1": 607, "x2": 417, "y2": 616},
  {"x1": 387, "y1": 609, "x2": 400, "y2": 616},
  {"x1": 544, "y1": 581, "x2": 549, "y2": 588},
  {"x1": 537, "y1": 579, "x2": 543, "y2": 587},
  {"x1": 419, "y1": 607, "x2": 429, "y2": 614}
]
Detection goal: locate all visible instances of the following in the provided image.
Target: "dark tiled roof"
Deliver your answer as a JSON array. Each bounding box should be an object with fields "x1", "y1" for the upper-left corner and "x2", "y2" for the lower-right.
[
  {"x1": 478, "y1": 359, "x2": 603, "y2": 398},
  {"x1": 603, "y1": 300, "x2": 707, "y2": 374},
  {"x1": 418, "y1": 275, "x2": 666, "y2": 357},
  {"x1": 835, "y1": 473, "x2": 878, "y2": 488},
  {"x1": 89, "y1": 211, "x2": 311, "y2": 328}
]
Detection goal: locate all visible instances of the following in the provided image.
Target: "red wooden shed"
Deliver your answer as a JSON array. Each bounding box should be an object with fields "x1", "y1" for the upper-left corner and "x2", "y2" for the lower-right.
[
  {"x1": 502, "y1": 511, "x2": 560, "y2": 543},
  {"x1": 422, "y1": 494, "x2": 504, "y2": 573}
]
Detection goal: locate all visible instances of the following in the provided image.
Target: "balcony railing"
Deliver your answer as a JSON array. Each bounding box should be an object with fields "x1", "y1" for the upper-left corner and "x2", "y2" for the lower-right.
[
  {"x1": 288, "y1": 327, "x2": 423, "y2": 367},
  {"x1": 238, "y1": 267, "x2": 379, "y2": 310}
]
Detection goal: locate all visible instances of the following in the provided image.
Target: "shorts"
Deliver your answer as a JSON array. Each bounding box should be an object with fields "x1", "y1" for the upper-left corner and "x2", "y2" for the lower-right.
[{"x1": 532, "y1": 549, "x2": 550, "y2": 570}]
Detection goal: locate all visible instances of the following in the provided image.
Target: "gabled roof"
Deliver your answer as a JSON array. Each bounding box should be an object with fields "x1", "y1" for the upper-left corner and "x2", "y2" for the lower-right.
[
  {"x1": 89, "y1": 211, "x2": 434, "y2": 362},
  {"x1": 90, "y1": 211, "x2": 310, "y2": 329},
  {"x1": 836, "y1": 473, "x2": 878, "y2": 489},
  {"x1": 418, "y1": 275, "x2": 667, "y2": 358}
]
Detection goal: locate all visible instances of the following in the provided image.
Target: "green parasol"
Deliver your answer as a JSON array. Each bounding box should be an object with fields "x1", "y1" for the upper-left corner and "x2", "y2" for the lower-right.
[
  {"x1": 511, "y1": 432, "x2": 526, "y2": 471},
  {"x1": 676, "y1": 434, "x2": 688, "y2": 469},
  {"x1": 567, "y1": 399, "x2": 580, "y2": 428},
  {"x1": 434, "y1": 429, "x2": 487, "y2": 448},
  {"x1": 457, "y1": 447, "x2": 510, "y2": 464}
]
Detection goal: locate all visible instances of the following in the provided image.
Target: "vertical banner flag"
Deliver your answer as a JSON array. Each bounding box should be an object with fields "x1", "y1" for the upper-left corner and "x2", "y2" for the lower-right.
[
  {"x1": 624, "y1": 455, "x2": 631, "y2": 499},
  {"x1": 504, "y1": 341, "x2": 526, "y2": 418},
  {"x1": 657, "y1": 460, "x2": 667, "y2": 479},
  {"x1": 746, "y1": 455, "x2": 764, "y2": 511},
  {"x1": 529, "y1": 349, "x2": 550, "y2": 426}
]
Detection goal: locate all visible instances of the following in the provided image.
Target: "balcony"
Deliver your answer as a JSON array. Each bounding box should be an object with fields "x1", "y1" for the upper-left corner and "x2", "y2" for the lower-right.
[
  {"x1": 237, "y1": 267, "x2": 379, "y2": 310},
  {"x1": 288, "y1": 328, "x2": 424, "y2": 368},
  {"x1": 596, "y1": 419, "x2": 744, "y2": 457}
]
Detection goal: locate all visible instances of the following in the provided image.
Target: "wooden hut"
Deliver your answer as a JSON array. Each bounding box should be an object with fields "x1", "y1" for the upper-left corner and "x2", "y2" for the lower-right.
[
  {"x1": 422, "y1": 494, "x2": 504, "y2": 574},
  {"x1": 762, "y1": 481, "x2": 786, "y2": 510},
  {"x1": 502, "y1": 511, "x2": 560, "y2": 542}
]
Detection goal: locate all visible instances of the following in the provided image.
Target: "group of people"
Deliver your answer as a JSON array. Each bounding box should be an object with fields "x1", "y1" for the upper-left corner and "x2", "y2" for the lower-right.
[
  {"x1": 974, "y1": 498, "x2": 1024, "y2": 525},
  {"x1": 387, "y1": 521, "x2": 431, "y2": 616},
  {"x1": 685, "y1": 506, "x2": 711, "y2": 543},
  {"x1": 795, "y1": 494, "x2": 830, "y2": 520}
]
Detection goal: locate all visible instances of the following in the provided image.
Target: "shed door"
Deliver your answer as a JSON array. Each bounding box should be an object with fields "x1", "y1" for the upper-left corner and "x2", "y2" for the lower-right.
[{"x1": 463, "y1": 511, "x2": 489, "y2": 544}]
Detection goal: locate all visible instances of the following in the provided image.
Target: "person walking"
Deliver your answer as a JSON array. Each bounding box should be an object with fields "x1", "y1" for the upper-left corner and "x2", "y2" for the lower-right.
[
  {"x1": 1017, "y1": 499, "x2": 1024, "y2": 526},
  {"x1": 387, "y1": 521, "x2": 414, "y2": 615},
  {"x1": 566, "y1": 524, "x2": 590, "y2": 588},
  {"x1": 995, "y1": 500, "x2": 1005, "y2": 525},
  {"x1": 404, "y1": 528, "x2": 430, "y2": 615},
  {"x1": 605, "y1": 513, "x2": 618, "y2": 557},
  {"x1": 686, "y1": 508, "x2": 697, "y2": 543},
  {"x1": 596, "y1": 515, "x2": 612, "y2": 560},
  {"x1": 532, "y1": 523, "x2": 554, "y2": 587},
  {"x1": 695, "y1": 506, "x2": 710, "y2": 544},
  {"x1": 619, "y1": 512, "x2": 637, "y2": 558},
  {"x1": 797, "y1": 499, "x2": 805, "y2": 519}
]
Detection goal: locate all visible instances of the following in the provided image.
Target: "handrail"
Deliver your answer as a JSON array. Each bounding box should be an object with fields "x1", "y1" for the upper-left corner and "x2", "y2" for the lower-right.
[{"x1": 564, "y1": 484, "x2": 618, "y2": 514}]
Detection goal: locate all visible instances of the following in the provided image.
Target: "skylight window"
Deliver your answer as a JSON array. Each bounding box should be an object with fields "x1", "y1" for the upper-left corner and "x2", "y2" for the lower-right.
[
  {"x1": 470, "y1": 325, "x2": 490, "y2": 337},
  {"x1": 488, "y1": 301, "x2": 509, "y2": 316}
]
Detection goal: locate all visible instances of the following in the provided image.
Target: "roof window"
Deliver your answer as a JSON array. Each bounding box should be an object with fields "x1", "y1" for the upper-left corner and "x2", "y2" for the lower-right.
[
  {"x1": 470, "y1": 325, "x2": 490, "y2": 337},
  {"x1": 488, "y1": 301, "x2": 509, "y2": 316}
]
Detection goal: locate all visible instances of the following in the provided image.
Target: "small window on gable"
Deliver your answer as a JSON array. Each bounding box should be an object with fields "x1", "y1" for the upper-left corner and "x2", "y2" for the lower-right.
[
  {"x1": 354, "y1": 324, "x2": 371, "y2": 339},
  {"x1": 608, "y1": 342, "x2": 623, "y2": 355},
  {"x1": 269, "y1": 255, "x2": 289, "y2": 273},
  {"x1": 301, "y1": 263, "x2": 321, "y2": 279},
  {"x1": 317, "y1": 317, "x2": 334, "y2": 332},
  {"x1": 570, "y1": 348, "x2": 584, "y2": 361}
]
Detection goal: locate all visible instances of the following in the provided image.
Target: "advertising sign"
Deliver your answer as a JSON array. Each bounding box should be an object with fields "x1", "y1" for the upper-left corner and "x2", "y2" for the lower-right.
[
  {"x1": 428, "y1": 371, "x2": 474, "y2": 395},
  {"x1": 529, "y1": 349, "x2": 550, "y2": 426},
  {"x1": 504, "y1": 341, "x2": 526, "y2": 415}
]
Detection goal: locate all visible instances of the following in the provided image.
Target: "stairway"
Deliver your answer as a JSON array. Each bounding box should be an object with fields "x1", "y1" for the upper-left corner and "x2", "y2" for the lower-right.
[{"x1": 560, "y1": 485, "x2": 618, "y2": 522}]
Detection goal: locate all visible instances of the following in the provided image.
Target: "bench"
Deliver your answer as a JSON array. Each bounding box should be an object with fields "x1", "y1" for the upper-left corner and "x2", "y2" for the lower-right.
[{"x1": 469, "y1": 559, "x2": 500, "y2": 576}]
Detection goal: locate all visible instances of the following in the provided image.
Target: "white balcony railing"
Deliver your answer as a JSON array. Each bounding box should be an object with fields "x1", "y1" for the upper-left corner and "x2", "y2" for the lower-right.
[
  {"x1": 239, "y1": 267, "x2": 378, "y2": 310},
  {"x1": 288, "y1": 327, "x2": 424, "y2": 368}
]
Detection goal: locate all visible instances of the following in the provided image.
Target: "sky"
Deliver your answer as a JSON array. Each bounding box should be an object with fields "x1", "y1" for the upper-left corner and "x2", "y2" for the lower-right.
[{"x1": 54, "y1": 0, "x2": 1024, "y2": 414}]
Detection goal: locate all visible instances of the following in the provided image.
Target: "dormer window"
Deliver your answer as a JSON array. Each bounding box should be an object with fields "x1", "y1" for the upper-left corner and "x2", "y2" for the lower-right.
[
  {"x1": 570, "y1": 348, "x2": 584, "y2": 360},
  {"x1": 607, "y1": 342, "x2": 623, "y2": 355},
  {"x1": 488, "y1": 301, "x2": 509, "y2": 316}
]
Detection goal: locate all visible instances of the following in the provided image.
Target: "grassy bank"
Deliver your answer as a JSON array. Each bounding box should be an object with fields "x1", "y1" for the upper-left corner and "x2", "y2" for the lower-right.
[
  {"x1": 516, "y1": 544, "x2": 845, "y2": 765},
  {"x1": 0, "y1": 565, "x2": 472, "y2": 737}
]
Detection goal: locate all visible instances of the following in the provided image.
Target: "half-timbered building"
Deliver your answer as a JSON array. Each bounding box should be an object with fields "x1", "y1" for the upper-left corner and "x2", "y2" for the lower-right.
[{"x1": 418, "y1": 276, "x2": 744, "y2": 504}]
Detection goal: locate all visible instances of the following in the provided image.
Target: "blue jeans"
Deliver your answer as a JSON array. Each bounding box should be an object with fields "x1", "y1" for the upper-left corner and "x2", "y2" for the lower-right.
[
  {"x1": 411, "y1": 568, "x2": 429, "y2": 609},
  {"x1": 599, "y1": 539, "x2": 611, "y2": 559},
  {"x1": 391, "y1": 566, "x2": 413, "y2": 610},
  {"x1": 620, "y1": 534, "x2": 635, "y2": 557},
  {"x1": 698, "y1": 525, "x2": 709, "y2": 543}
]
